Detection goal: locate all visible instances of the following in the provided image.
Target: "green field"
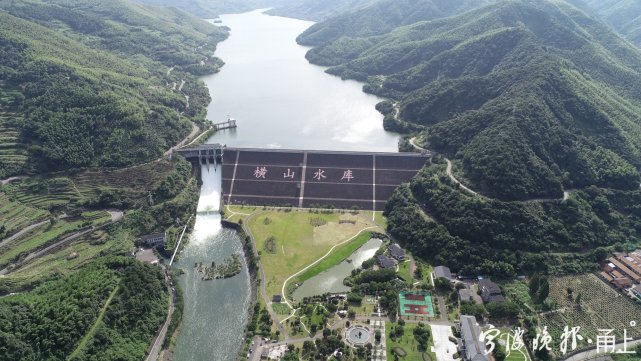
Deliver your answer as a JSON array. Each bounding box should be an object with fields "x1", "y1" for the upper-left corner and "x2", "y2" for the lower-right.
[
  {"x1": 294, "y1": 231, "x2": 373, "y2": 285},
  {"x1": 397, "y1": 260, "x2": 413, "y2": 283},
  {"x1": 385, "y1": 322, "x2": 437, "y2": 361},
  {"x1": 247, "y1": 209, "x2": 382, "y2": 298}
]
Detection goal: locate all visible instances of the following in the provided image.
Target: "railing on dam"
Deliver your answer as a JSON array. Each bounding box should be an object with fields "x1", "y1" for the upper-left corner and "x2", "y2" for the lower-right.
[{"x1": 174, "y1": 144, "x2": 431, "y2": 210}]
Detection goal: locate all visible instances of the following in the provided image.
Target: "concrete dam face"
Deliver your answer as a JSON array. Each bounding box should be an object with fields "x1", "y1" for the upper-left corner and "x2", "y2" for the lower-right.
[{"x1": 220, "y1": 148, "x2": 428, "y2": 211}]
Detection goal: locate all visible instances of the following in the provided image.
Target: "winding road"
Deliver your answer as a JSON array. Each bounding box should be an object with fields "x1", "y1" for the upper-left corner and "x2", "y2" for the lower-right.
[{"x1": 409, "y1": 137, "x2": 573, "y2": 203}]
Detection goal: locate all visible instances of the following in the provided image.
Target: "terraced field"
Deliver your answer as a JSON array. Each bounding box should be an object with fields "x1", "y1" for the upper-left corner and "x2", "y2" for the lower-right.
[
  {"x1": 0, "y1": 112, "x2": 28, "y2": 179},
  {"x1": 0, "y1": 192, "x2": 49, "y2": 238},
  {"x1": 539, "y1": 274, "x2": 641, "y2": 353},
  {"x1": 2, "y1": 160, "x2": 177, "y2": 210}
]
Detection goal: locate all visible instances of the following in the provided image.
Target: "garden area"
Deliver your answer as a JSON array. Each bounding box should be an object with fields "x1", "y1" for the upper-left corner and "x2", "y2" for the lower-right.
[
  {"x1": 385, "y1": 321, "x2": 436, "y2": 360},
  {"x1": 245, "y1": 208, "x2": 382, "y2": 298}
]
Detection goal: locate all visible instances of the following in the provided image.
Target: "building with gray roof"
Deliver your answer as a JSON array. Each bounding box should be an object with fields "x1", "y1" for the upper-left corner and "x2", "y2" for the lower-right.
[{"x1": 459, "y1": 315, "x2": 489, "y2": 361}]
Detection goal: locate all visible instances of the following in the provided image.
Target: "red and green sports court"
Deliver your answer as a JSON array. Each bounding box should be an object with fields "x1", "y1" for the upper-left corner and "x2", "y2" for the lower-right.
[{"x1": 399, "y1": 290, "x2": 435, "y2": 318}]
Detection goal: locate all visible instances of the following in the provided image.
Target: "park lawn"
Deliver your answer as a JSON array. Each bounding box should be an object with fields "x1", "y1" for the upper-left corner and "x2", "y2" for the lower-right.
[
  {"x1": 398, "y1": 260, "x2": 413, "y2": 283},
  {"x1": 499, "y1": 331, "x2": 530, "y2": 361},
  {"x1": 271, "y1": 302, "x2": 291, "y2": 315},
  {"x1": 373, "y1": 211, "x2": 388, "y2": 230},
  {"x1": 248, "y1": 209, "x2": 380, "y2": 297},
  {"x1": 294, "y1": 231, "x2": 372, "y2": 285},
  {"x1": 351, "y1": 300, "x2": 376, "y2": 317},
  {"x1": 386, "y1": 322, "x2": 437, "y2": 361}
]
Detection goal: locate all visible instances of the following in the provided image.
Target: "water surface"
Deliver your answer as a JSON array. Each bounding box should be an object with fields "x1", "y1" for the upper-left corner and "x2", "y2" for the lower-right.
[
  {"x1": 292, "y1": 238, "x2": 383, "y2": 300},
  {"x1": 203, "y1": 10, "x2": 399, "y2": 151},
  {"x1": 173, "y1": 9, "x2": 400, "y2": 361}
]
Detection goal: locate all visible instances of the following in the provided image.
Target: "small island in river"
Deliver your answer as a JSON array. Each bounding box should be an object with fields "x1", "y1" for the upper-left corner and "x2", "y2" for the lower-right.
[{"x1": 195, "y1": 253, "x2": 242, "y2": 280}]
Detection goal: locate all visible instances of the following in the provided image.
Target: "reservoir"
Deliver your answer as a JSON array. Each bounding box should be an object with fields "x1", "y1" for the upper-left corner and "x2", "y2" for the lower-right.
[
  {"x1": 173, "y1": 10, "x2": 399, "y2": 361},
  {"x1": 292, "y1": 238, "x2": 383, "y2": 301}
]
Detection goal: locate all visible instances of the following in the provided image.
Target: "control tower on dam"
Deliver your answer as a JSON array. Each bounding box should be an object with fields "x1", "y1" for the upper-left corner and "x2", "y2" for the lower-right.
[{"x1": 176, "y1": 145, "x2": 430, "y2": 211}]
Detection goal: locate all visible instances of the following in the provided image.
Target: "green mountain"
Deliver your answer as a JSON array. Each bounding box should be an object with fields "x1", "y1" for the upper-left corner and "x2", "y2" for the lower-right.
[
  {"x1": 296, "y1": 0, "x2": 495, "y2": 46},
  {"x1": 0, "y1": 0, "x2": 227, "y2": 177},
  {"x1": 305, "y1": 0, "x2": 641, "y2": 201},
  {"x1": 266, "y1": 0, "x2": 377, "y2": 21},
  {"x1": 579, "y1": 0, "x2": 641, "y2": 47}
]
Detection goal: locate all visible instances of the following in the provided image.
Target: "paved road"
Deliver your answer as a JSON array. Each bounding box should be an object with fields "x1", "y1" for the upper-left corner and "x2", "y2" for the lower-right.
[
  {"x1": 409, "y1": 137, "x2": 572, "y2": 203},
  {"x1": 563, "y1": 339, "x2": 641, "y2": 361},
  {"x1": 0, "y1": 176, "x2": 27, "y2": 185},
  {"x1": 145, "y1": 267, "x2": 175, "y2": 361},
  {"x1": 165, "y1": 122, "x2": 200, "y2": 156},
  {"x1": 431, "y1": 324, "x2": 457, "y2": 361}
]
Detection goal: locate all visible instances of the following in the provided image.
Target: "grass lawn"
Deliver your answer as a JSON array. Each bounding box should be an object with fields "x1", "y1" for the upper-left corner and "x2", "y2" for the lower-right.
[
  {"x1": 248, "y1": 209, "x2": 381, "y2": 298},
  {"x1": 386, "y1": 322, "x2": 437, "y2": 361},
  {"x1": 271, "y1": 302, "x2": 291, "y2": 315},
  {"x1": 294, "y1": 231, "x2": 372, "y2": 284},
  {"x1": 398, "y1": 260, "x2": 413, "y2": 283},
  {"x1": 499, "y1": 331, "x2": 530, "y2": 361}
]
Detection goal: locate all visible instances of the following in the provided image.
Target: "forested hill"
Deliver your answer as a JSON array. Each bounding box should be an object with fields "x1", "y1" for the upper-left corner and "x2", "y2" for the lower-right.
[
  {"x1": 295, "y1": 0, "x2": 496, "y2": 46},
  {"x1": 579, "y1": 0, "x2": 641, "y2": 47},
  {"x1": 265, "y1": 0, "x2": 376, "y2": 21},
  {"x1": 303, "y1": 0, "x2": 641, "y2": 201},
  {"x1": 0, "y1": 0, "x2": 227, "y2": 177}
]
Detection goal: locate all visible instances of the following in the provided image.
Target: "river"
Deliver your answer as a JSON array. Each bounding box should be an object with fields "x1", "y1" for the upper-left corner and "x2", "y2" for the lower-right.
[{"x1": 172, "y1": 9, "x2": 399, "y2": 361}]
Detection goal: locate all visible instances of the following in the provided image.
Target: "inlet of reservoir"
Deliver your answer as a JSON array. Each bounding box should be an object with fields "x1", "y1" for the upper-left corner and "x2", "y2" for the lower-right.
[{"x1": 172, "y1": 9, "x2": 399, "y2": 361}]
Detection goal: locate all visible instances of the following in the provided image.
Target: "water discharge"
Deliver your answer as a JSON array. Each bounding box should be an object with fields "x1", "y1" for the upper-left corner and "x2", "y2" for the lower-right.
[
  {"x1": 172, "y1": 9, "x2": 400, "y2": 361},
  {"x1": 172, "y1": 165, "x2": 250, "y2": 361}
]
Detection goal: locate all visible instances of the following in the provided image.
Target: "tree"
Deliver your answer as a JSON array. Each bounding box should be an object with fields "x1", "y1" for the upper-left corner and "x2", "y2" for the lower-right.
[
  {"x1": 375, "y1": 330, "x2": 381, "y2": 343},
  {"x1": 434, "y1": 277, "x2": 452, "y2": 292}
]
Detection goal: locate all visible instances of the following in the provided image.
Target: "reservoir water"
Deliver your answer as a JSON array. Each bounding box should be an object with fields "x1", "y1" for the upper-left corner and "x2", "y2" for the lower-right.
[
  {"x1": 202, "y1": 10, "x2": 399, "y2": 151},
  {"x1": 173, "y1": 9, "x2": 400, "y2": 361},
  {"x1": 292, "y1": 238, "x2": 383, "y2": 301}
]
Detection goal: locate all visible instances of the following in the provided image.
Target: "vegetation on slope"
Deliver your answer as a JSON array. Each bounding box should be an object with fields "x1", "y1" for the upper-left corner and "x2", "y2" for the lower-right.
[
  {"x1": 385, "y1": 161, "x2": 641, "y2": 275},
  {"x1": 579, "y1": 0, "x2": 641, "y2": 47},
  {"x1": 0, "y1": 257, "x2": 168, "y2": 361},
  {"x1": 296, "y1": 0, "x2": 495, "y2": 46},
  {"x1": 303, "y1": 0, "x2": 641, "y2": 201},
  {"x1": 0, "y1": 0, "x2": 226, "y2": 177}
]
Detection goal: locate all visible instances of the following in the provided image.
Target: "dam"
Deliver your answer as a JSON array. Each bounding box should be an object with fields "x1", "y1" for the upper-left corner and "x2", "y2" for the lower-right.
[{"x1": 176, "y1": 145, "x2": 430, "y2": 211}]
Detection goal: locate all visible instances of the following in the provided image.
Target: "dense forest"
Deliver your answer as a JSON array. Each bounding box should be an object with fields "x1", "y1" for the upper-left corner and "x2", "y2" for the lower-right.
[
  {"x1": 294, "y1": 0, "x2": 641, "y2": 274},
  {"x1": 302, "y1": 0, "x2": 641, "y2": 201},
  {"x1": 385, "y1": 160, "x2": 641, "y2": 276},
  {"x1": 0, "y1": 257, "x2": 168, "y2": 361},
  {"x1": 578, "y1": 0, "x2": 641, "y2": 47},
  {"x1": 0, "y1": 0, "x2": 226, "y2": 177}
]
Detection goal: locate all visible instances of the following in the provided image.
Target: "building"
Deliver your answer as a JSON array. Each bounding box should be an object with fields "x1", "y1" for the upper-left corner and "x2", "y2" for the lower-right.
[
  {"x1": 478, "y1": 278, "x2": 505, "y2": 303},
  {"x1": 388, "y1": 243, "x2": 406, "y2": 261},
  {"x1": 459, "y1": 288, "x2": 473, "y2": 303},
  {"x1": 377, "y1": 255, "x2": 396, "y2": 269},
  {"x1": 434, "y1": 265, "x2": 453, "y2": 282},
  {"x1": 272, "y1": 295, "x2": 282, "y2": 303},
  {"x1": 139, "y1": 232, "x2": 167, "y2": 247},
  {"x1": 458, "y1": 315, "x2": 489, "y2": 361}
]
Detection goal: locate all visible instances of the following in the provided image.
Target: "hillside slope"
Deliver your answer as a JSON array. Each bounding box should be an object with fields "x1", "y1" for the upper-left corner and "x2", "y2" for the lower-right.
[
  {"x1": 296, "y1": 0, "x2": 495, "y2": 46},
  {"x1": 0, "y1": 0, "x2": 227, "y2": 177},
  {"x1": 580, "y1": 0, "x2": 641, "y2": 47},
  {"x1": 305, "y1": 0, "x2": 641, "y2": 201}
]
